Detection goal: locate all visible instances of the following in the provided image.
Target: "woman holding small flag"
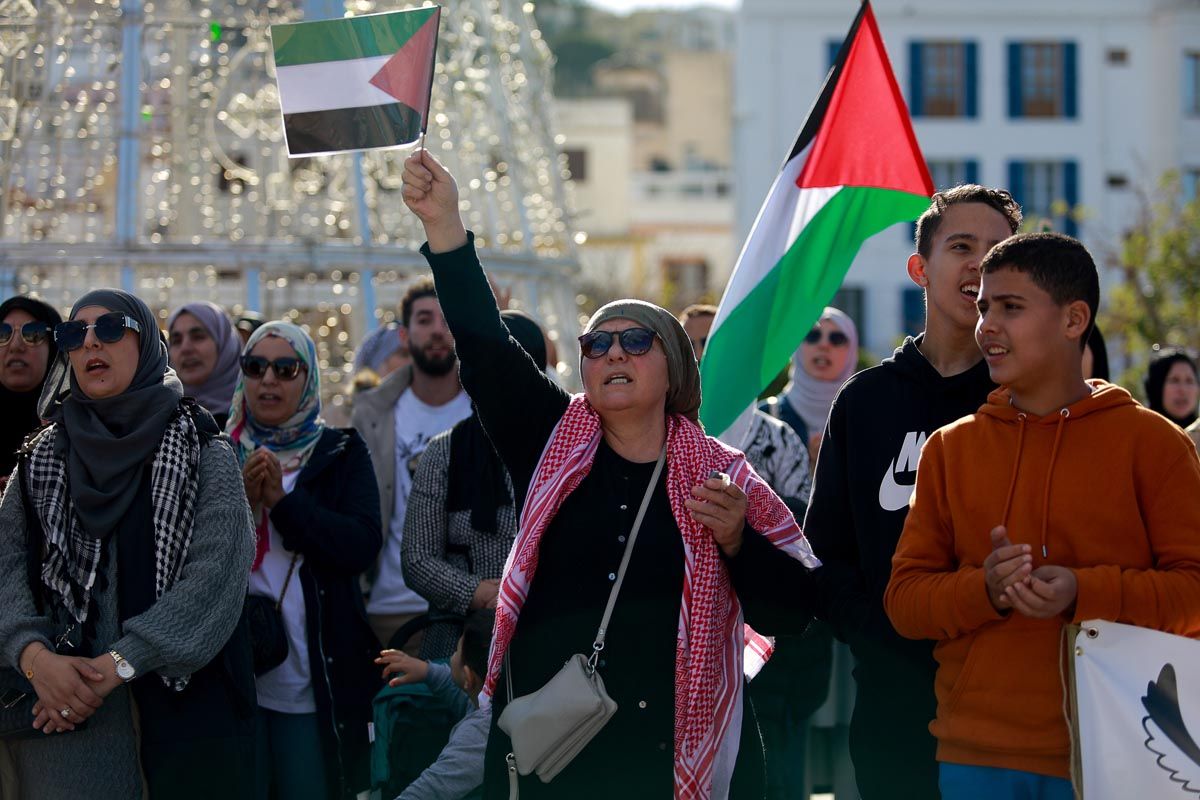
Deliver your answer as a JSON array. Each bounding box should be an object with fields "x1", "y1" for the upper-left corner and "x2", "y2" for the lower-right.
[{"x1": 400, "y1": 149, "x2": 822, "y2": 800}]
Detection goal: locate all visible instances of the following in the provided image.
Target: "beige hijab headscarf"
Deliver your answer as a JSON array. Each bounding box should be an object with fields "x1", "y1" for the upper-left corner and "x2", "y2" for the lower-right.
[{"x1": 584, "y1": 299, "x2": 702, "y2": 424}]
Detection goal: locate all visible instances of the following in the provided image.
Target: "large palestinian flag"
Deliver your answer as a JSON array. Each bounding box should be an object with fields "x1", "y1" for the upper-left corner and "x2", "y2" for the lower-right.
[
  {"x1": 271, "y1": 6, "x2": 440, "y2": 157},
  {"x1": 700, "y1": 1, "x2": 932, "y2": 435}
]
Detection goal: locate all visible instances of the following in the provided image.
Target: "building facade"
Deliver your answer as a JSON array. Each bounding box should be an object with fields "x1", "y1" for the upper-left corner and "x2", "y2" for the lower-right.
[{"x1": 736, "y1": 0, "x2": 1200, "y2": 359}]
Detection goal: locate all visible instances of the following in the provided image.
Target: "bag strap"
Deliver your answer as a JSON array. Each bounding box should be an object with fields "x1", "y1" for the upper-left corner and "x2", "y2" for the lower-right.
[
  {"x1": 275, "y1": 552, "x2": 300, "y2": 612},
  {"x1": 587, "y1": 445, "x2": 666, "y2": 672},
  {"x1": 503, "y1": 444, "x2": 667, "y2": 702}
]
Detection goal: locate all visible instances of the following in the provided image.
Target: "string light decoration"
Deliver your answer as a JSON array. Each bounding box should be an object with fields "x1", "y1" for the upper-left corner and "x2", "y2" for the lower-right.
[{"x1": 0, "y1": 0, "x2": 583, "y2": 407}]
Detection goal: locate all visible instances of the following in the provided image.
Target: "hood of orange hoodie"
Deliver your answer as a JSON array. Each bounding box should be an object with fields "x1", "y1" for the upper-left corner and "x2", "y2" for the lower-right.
[
  {"x1": 977, "y1": 379, "x2": 1137, "y2": 424},
  {"x1": 974, "y1": 379, "x2": 1138, "y2": 558}
]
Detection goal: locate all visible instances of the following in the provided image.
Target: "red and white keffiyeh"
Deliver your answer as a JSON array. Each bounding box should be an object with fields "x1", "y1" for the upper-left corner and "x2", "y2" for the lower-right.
[{"x1": 484, "y1": 396, "x2": 820, "y2": 799}]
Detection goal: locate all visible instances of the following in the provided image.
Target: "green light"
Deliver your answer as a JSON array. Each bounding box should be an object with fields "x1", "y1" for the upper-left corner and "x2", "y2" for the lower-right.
[{"x1": 210, "y1": 23, "x2": 222, "y2": 42}]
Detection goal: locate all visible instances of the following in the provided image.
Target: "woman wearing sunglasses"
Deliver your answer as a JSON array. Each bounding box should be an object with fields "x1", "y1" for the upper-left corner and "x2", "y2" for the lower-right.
[
  {"x1": 168, "y1": 301, "x2": 243, "y2": 428},
  {"x1": 763, "y1": 307, "x2": 859, "y2": 465},
  {"x1": 227, "y1": 322, "x2": 383, "y2": 800},
  {"x1": 400, "y1": 150, "x2": 821, "y2": 800},
  {"x1": 0, "y1": 295, "x2": 61, "y2": 487},
  {"x1": 0, "y1": 289, "x2": 257, "y2": 799}
]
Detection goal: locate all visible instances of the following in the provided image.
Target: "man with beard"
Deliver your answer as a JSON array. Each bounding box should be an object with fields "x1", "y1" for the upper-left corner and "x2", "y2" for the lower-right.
[{"x1": 354, "y1": 277, "x2": 474, "y2": 651}]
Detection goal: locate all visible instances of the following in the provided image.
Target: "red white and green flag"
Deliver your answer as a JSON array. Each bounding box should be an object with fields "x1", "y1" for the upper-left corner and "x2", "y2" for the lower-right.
[
  {"x1": 700, "y1": 1, "x2": 933, "y2": 434},
  {"x1": 271, "y1": 6, "x2": 440, "y2": 157}
]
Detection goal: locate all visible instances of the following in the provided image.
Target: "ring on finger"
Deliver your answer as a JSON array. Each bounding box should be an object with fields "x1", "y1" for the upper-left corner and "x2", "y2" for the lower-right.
[{"x1": 59, "y1": 707, "x2": 71, "y2": 719}]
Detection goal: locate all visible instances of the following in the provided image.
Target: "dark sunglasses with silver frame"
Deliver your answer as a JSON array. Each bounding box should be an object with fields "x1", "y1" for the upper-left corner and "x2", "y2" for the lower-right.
[
  {"x1": 240, "y1": 355, "x2": 306, "y2": 381},
  {"x1": 54, "y1": 312, "x2": 142, "y2": 352},
  {"x1": 0, "y1": 320, "x2": 52, "y2": 347},
  {"x1": 578, "y1": 327, "x2": 657, "y2": 359},
  {"x1": 803, "y1": 328, "x2": 849, "y2": 347}
]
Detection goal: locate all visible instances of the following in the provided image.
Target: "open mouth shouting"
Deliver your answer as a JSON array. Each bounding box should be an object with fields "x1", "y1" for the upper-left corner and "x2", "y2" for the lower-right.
[
  {"x1": 960, "y1": 280, "x2": 980, "y2": 304},
  {"x1": 603, "y1": 371, "x2": 632, "y2": 386},
  {"x1": 85, "y1": 356, "x2": 110, "y2": 376}
]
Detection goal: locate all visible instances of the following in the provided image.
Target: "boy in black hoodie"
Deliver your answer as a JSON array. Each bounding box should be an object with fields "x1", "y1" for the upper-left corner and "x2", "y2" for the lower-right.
[{"x1": 804, "y1": 185, "x2": 1021, "y2": 798}]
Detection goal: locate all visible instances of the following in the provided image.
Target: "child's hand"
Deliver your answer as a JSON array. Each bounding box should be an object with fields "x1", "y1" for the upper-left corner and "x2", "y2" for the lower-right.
[
  {"x1": 1005, "y1": 565, "x2": 1078, "y2": 619},
  {"x1": 983, "y1": 526, "x2": 1032, "y2": 611},
  {"x1": 375, "y1": 649, "x2": 429, "y2": 686}
]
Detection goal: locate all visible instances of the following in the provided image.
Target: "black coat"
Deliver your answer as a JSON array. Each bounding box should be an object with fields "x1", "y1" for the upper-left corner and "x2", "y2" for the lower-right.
[{"x1": 268, "y1": 427, "x2": 383, "y2": 799}]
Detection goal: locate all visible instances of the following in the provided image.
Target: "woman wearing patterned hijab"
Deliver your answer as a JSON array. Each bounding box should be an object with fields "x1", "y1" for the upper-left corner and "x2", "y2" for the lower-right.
[
  {"x1": 401, "y1": 151, "x2": 822, "y2": 800},
  {"x1": 0, "y1": 289, "x2": 255, "y2": 799},
  {"x1": 228, "y1": 321, "x2": 383, "y2": 800},
  {"x1": 168, "y1": 301, "x2": 242, "y2": 427}
]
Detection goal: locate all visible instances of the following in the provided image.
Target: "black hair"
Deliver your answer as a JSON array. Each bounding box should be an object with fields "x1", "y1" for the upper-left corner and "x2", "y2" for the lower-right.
[
  {"x1": 1084, "y1": 325, "x2": 1110, "y2": 381},
  {"x1": 914, "y1": 184, "x2": 1022, "y2": 257},
  {"x1": 1144, "y1": 347, "x2": 1199, "y2": 424},
  {"x1": 400, "y1": 276, "x2": 438, "y2": 328},
  {"x1": 979, "y1": 232, "x2": 1100, "y2": 351},
  {"x1": 460, "y1": 608, "x2": 495, "y2": 679}
]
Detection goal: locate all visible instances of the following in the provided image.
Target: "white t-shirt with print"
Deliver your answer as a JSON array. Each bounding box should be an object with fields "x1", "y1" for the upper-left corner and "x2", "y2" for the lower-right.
[{"x1": 367, "y1": 387, "x2": 473, "y2": 616}]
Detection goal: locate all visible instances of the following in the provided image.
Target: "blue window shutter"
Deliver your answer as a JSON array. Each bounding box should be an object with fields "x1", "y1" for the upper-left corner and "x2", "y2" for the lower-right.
[
  {"x1": 964, "y1": 42, "x2": 978, "y2": 118},
  {"x1": 965, "y1": 160, "x2": 980, "y2": 185},
  {"x1": 910, "y1": 42, "x2": 925, "y2": 116},
  {"x1": 902, "y1": 288, "x2": 926, "y2": 336},
  {"x1": 1063, "y1": 42, "x2": 1078, "y2": 118},
  {"x1": 1008, "y1": 42, "x2": 1023, "y2": 118},
  {"x1": 828, "y1": 40, "x2": 840, "y2": 70},
  {"x1": 1008, "y1": 161, "x2": 1025, "y2": 207},
  {"x1": 1063, "y1": 160, "x2": 1079, "y2": 237},
  {"x1": 908, "y1": 221, "x2": 918, "y2": 248}
]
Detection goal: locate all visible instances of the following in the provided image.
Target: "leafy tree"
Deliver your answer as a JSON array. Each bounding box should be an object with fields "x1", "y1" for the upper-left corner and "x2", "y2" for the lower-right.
[{"x1": 1102, "y1": 172, "x2": 1200, "y2": 393}]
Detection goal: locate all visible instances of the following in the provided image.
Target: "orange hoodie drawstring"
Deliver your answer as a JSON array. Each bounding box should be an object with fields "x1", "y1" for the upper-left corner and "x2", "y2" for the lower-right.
[
  {"x1": 1000, "y1": 413, "x2": 1027, "y2": 528},
  {"x1": 1039, "y1": 408, "x2": 1070, "y2": 558}
]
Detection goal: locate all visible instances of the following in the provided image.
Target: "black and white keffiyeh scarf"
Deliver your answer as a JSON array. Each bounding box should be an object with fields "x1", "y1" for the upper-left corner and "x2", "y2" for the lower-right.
[{"x1": 24, "y1": 405, "x2": 202, "y2": 691}]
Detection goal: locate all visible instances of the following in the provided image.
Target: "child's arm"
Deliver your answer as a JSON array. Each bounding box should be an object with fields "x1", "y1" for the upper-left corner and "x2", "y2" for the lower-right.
[
  {"x1": 1071, "y1": 445, "x2": 1200, "y2": 635},
  {"x1": 396, "y1": 705, "x2": 490, "y2": 800},
  {"x1": 376, "y1": 649, "x2": 429, "y2": 686},
  {"x1": 885, "y1": 431, "x2": 1006, "y2": 640}
]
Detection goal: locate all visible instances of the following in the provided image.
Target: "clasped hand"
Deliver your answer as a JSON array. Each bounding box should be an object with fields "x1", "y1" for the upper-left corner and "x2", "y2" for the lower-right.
[
  {"x1": 242, "y1": 448, "x2": 285, "y2": 509},
  {"x1": 23, "y1": 646, "x2": 122, "y2": 734},
  {"x1": 984, "y1": 525, "x2": 1077, "y2": 619}
]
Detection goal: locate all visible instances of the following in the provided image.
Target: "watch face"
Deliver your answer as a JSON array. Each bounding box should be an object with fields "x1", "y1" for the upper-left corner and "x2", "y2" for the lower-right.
[{"x1": 116, "y1": 660, "x2": 135, "y2": 680}]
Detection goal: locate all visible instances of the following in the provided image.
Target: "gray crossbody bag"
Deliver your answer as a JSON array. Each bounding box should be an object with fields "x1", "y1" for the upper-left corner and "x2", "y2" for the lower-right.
[{"x1": 498, "y1": 446, "x2": 667, "y2": 795}]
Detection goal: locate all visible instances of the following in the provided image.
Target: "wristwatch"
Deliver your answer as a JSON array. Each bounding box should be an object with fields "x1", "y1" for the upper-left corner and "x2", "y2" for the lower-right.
[{"x1": 109, "y1": 650, "x2": 136, "y2": 682}]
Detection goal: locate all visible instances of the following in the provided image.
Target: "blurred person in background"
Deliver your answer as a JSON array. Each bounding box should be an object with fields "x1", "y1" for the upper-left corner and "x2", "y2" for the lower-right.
[
  {"x1": 1144, "y1": 346, "x2": 1199, "y2": 429},
  {"x1": 402, "y1": 310, "x2": 547, "y2": 660},
  {"x1": 235, "y1": 311, "x2": 265, "y2": 346},
  {"x1": 168, "y1": 301, "x2": 242, "y2": 428},
  {"x1": 0, "y1": 296, "x2": 61, "y2": 488}
]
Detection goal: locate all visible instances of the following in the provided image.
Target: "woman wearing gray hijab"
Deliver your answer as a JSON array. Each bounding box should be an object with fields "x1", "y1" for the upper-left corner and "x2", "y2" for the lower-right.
[
  {"x1": 401, "y1": 151, "x2": 822, "y2": 800},
  {"x1": 0, "y1": 289, "x2": 256, "y2": 799},
  {"x1": 168, "y1": 301, "x2": 243, "y2": 427}
]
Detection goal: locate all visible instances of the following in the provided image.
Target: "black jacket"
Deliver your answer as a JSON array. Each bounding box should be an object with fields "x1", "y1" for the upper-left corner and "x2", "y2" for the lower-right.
[
  {"x1": 805, "y1": 335, "x2": 995, "y2": 666},
  {"x1": 268, "y1": 427, "x2": 383, "y2": 799}
]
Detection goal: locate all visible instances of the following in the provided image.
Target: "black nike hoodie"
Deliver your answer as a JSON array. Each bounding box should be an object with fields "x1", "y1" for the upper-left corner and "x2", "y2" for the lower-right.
[{"x1": 804, "y1": 334, "x2": 995, "y2": 679}]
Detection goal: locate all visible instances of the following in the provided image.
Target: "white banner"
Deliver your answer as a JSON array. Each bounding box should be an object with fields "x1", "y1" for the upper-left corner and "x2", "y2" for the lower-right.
[{"x1": 1073, "y1": 619, "x2": 1200, "y2": 798}]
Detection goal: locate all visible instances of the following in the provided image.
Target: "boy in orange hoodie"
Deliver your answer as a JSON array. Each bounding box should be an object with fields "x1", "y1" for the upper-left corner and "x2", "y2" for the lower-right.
[{"x1": 884, "y1": 232, "x2": 1200, "y2": 799}]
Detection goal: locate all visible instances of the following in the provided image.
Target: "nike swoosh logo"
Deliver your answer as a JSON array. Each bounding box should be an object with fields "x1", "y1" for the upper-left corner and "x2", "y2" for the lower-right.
[{"x1": 879, "y1": 458, "x2": 916, "y2": 512}]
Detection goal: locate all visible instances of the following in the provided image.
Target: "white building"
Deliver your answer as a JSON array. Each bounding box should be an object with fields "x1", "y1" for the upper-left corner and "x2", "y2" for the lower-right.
[{"x1": 735, "y1": 0, "x2": 1200, "y2": 359}]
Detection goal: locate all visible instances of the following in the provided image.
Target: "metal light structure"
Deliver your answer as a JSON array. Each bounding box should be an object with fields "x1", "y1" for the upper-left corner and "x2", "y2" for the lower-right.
[{"x1": 0, "y1": 0, "x2": 583, "y2": 404}]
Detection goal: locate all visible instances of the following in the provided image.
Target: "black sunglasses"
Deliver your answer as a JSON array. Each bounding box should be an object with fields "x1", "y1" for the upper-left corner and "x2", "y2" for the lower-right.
[
  {"x1": 578, "y1": 328, "x2": 657, "y2": 359},
  {"x1": 803, "y1": 328, "x2": 849, "y2": 347},
  {"x1": 0, "y1": 320, "x2": 51, "y2": 347},
  {"x1": 241, "y1": 355, "x2": 306, "y2": 381},
  {"x1": 54, "y1": 312, "x2": 142, "y2": 352}
]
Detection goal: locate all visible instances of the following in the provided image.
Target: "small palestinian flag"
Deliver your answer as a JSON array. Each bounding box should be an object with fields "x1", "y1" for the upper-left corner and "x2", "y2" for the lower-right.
[
  {"x1": 271, "y1": 6, "x2": 440, "y2": 157},
  {"x1": 699, "y1": 1, "x2": 933, "y2": 434}
]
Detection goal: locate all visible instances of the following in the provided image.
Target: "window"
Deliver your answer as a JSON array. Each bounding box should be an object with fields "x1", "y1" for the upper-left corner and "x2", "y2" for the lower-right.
[
  {"x1": 910, "y1": 42, "x2": 977, "y2": 118},
  {"x1": 902, "y1": 287, "x2": 925, "y2": 337},
  {"x1": 663, "y1": 258, "x2": 710, "y2": 307},
  {"x1": 1007, "y1": 160, "x2": 1079, "y2": 236},
  {"x1": 1186, "y1": 52, "x2": 1200, "y2": 116},
  {"x1": 926, "y1": 159, "x2": 980, "y2": 191},
  {"x1": 1183, "y1": 169, "x2": 1200, "y2": 203},
  {"x1": 564, "y1": 148, "x2": 588, "y2": 183},
  {"x1": 1008, "y1": 42, "x2": 1077, "y2": 118}
]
